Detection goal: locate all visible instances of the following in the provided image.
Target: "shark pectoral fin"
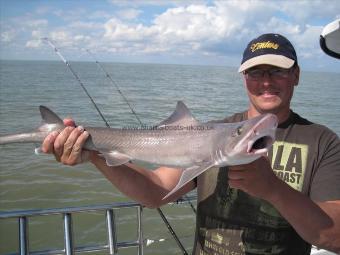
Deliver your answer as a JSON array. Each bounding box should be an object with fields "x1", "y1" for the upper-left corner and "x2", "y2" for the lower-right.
[
  {"x1": 163, "y1": 162, "x2": 214, "y2": 200},
  {"x1": 101, "y1": 151, "x2": 131, "y2": 166}
]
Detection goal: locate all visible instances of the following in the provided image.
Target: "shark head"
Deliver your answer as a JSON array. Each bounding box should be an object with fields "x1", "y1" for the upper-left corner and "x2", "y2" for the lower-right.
[
  {"x1": 163, "y1": 111, "x2": 278, "y2": 200},
  {"x1": 222, "y1": 113, "x2": 278, "y2": 165}
]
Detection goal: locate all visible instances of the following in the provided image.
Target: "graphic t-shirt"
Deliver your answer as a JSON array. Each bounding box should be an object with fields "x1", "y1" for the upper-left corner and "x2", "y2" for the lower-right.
[{"x1": 193, "y1": 111, "x2": 340, "y2": 255}]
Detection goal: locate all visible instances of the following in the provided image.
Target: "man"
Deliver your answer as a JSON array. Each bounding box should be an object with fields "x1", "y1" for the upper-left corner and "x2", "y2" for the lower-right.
[{"x1": 42, "y1": 33, "x2": 340, "y2": 254}]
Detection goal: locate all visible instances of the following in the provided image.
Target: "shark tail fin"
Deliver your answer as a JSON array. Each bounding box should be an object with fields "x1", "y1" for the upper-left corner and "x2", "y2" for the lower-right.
[{"x1": 0, "y1": 106, "x2": 65, "y2": 146}]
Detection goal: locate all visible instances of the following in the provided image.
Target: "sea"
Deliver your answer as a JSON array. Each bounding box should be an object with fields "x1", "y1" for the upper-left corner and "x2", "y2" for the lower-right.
[{"x1": 0, "y1": 60, "x2": 339, "y2": 255}]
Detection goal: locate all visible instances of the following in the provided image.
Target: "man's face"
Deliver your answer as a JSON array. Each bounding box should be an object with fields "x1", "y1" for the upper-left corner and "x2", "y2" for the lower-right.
[{"x1": 243, "y1": 64, "x2": 300, "y2": 115}]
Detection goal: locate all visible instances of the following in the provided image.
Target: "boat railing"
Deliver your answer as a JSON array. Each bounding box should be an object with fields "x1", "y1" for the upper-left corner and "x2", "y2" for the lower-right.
[{"x1": 0, "y1": 196, "x2": 197, "y2": 255}]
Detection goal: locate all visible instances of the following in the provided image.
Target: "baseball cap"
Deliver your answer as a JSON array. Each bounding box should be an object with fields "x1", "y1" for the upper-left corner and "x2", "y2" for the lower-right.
[{"x1": 239, "y1": 33, "x2": 298, "y2": 72}]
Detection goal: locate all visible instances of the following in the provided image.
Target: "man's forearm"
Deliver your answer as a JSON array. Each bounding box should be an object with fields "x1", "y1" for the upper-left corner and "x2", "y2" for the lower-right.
[
  {"x1": 267, "y1": 178, "x2": 340, "y2": 252},
  {"x1": 88, "y1": 152, "x2": 186, "y2": 208}
]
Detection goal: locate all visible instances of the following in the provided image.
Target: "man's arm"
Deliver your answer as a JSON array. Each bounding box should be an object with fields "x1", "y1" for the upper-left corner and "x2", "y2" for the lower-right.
[
  {"x1": 90, "y1": 155, "x2": 195, "y2": 208},
  {"x1": 228, "y1": 157, "x2": 340, "y2": 253},
  {"x1": 41, "y1": 123, "x2": 195, "y2": 208},
  {"x1": 268, "y1": 181, "x2": 340, "y2": 253}
]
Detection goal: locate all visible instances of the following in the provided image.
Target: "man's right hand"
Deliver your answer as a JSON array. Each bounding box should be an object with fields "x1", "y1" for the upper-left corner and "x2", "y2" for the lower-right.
[{"x1": 41, "y1": 118, "x2": 92, "y2": 165}]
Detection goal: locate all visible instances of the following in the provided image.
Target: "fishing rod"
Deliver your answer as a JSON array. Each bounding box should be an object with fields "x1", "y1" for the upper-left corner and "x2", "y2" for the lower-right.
[
  {"x1": 42, "y1": 38, "x2": 189, "y2": 255},
  {"x1": 86, "y1": 49, "x2": 197, "y2": 215},
  {"x1": 86, "y1": 49, "x2": 143, "y2": 125},
  {"x1": 41, "y1": 37, "x2": 110, "y2": 128}
]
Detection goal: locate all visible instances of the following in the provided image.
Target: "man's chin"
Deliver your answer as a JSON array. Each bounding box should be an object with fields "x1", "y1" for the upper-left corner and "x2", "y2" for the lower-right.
[{"x1": 257, "y1": 105, "x2": 281, "y2": 115}]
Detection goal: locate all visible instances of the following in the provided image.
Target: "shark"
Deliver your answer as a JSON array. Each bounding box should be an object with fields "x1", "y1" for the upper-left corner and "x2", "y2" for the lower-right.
[{"x1": 0, "y1": 101, "x2": 277, "y2": 198}]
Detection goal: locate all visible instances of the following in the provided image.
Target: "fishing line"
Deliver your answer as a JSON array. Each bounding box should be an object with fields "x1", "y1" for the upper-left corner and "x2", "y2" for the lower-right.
[{"x1": 42, "y1": 38, "x2": 189, "y2": 255}]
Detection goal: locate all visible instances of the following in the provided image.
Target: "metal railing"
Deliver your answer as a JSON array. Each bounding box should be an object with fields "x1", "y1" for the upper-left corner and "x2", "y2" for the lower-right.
[
  {"x1": 0, "y1": 202, "x2": 144, "y2": 255},
  {"x1": 0, "y1": 196, "x2": 197, "y2": 255}
]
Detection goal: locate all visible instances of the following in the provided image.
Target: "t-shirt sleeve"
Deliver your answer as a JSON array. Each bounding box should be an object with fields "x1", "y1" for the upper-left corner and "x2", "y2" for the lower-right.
[{"x1": 309, "y1": 130, "x2": 340, "y2": 201}]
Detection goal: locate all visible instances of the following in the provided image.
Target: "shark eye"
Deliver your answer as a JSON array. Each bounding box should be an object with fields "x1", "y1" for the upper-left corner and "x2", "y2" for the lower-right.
[
  {"x1": 233, "y1": 126, "x2": 243, "y2": 136},
  {"x1": 237, "y1": 126, "x2": 243, "y2": 135}
]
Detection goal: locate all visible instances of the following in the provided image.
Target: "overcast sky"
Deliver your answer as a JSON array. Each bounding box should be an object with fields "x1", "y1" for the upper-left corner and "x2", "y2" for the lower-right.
[{"x1": 1, "y1": 0, "x2": 340, "y2": 72}]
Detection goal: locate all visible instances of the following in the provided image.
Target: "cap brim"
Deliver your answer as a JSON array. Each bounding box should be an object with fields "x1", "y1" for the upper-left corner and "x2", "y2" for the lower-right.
[{"x1": 238, "y1": 54, "x2": 295, "y2": 72}]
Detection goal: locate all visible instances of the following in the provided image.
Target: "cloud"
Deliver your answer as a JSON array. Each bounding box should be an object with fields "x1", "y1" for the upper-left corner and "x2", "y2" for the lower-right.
[
  {"x1": 88, "y1": 11, "x2": 112, "y2": 20},
  {"x1": 100, "y1": 2, "x2": 282, "y2": 55},
  {"x1": 48, "y1": 30, "x2": 74, "y2": 47},
  {"x1": 69, "y1": 21, "x2": 102, "y2": 30},
  {"x1": 1, "y1": 29, "x2": 16, "y2": 43},
  {"x1": 35, "y1": 6, "x2": 52, "y2": 15},
  {"x1": 53, "y1": 8, "x2": 88, "y2": 22},
  {"x1": 1, "y1": 0, "x2": 340, "y2": 71},
  {"x1": 83, "y1": 0, "x2": 340, "y2": 62},
  {"x1": 109, "y1": 0, "x2": 206, "y2": 7},
  {"x1": 0, "y1": 16, "x2": 48, "y2": 45},
  {"x1": 104, "y1": 18, "x2": 153, "y2": 41},
  {"x1": 26, "y1": 19, "x2": 48, "y2": 28},
  {"x1": 116, "y1": 8, "x2": 143, "y2": 20},
  {"x1": 280, "y1": 0, "x2": 340, "y2": 22},
  {"x1": 25, "y1": 39, "x2": 42, "y2": 48},
  {"x1": 25, "y1": 31, "x2": 44, "y2": 48},
  {"x1": 293, "y1": 25, "x2": 324, "y2": 59},
  {"x1": 102, "y1": 4, "x2": 234, "y2": 55}
]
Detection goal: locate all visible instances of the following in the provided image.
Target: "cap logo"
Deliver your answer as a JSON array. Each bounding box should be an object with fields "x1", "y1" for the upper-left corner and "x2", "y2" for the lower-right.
[{"x1": 250, "y1": 41, "x2": 279, "y2": 52}]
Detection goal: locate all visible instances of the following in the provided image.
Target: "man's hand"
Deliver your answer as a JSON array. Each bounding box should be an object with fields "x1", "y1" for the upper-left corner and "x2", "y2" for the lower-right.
[
  {"x1": 228, "y1": 156, "x2": 281, "y2": 200},
  {"x1": 41, "y1": 118, "x2": 91, "y2": 165}
]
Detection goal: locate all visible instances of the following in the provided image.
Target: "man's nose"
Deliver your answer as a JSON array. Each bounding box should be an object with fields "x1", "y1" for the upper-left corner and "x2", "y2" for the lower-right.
[{"x1": 261, "y1": 71, "x2": 273, "y2": 86}]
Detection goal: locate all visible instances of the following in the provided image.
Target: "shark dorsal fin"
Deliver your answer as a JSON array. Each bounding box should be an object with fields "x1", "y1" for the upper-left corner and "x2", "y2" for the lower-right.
[
  {"x1": 157, "y1": 101, "x2": 199, "y2": 127},
  {"x1": 39, "y1": 106, "x2": 64, "y2": 124}
]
